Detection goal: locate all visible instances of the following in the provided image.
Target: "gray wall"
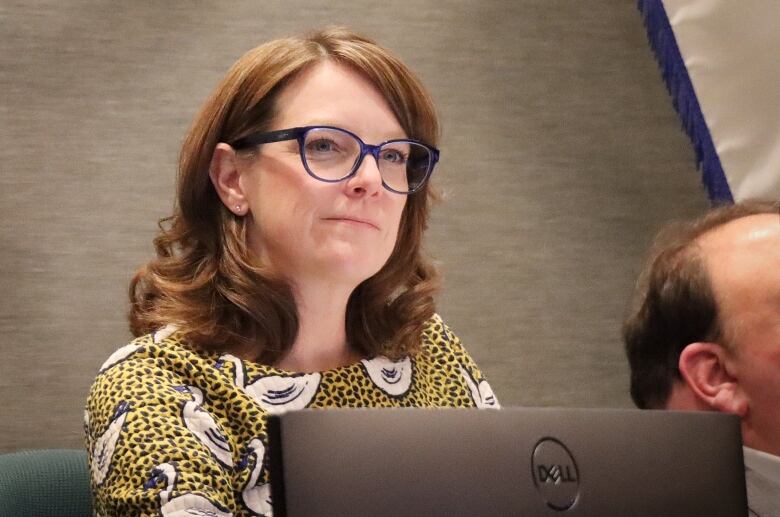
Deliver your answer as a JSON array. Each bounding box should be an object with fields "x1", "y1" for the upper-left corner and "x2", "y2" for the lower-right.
[{"x1": 0, "y1": 0, "x2": 709, "y2": 451}]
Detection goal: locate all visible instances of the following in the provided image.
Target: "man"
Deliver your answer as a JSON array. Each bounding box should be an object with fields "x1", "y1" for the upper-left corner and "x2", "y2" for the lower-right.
[{"x1": 623, "y1": 200, "x2": 780, "y2": 517}]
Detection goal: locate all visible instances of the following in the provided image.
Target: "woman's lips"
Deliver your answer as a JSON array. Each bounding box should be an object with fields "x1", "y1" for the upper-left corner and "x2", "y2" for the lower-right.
[{"x1": 323, "y1": 217, "x2": 380, "y2": 230}]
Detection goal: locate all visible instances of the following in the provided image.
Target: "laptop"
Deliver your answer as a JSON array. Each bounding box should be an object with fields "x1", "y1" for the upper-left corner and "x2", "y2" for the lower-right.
[{"x1": 267, "y1": 408, "x2": 747, "y2": 517}]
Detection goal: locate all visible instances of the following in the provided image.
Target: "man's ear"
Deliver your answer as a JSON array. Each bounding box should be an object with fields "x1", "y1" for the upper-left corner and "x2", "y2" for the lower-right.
[
  {"x1": 678, "y1": 343, "x2": 748, "y2": 417},
  {"x1": 209, "y1": 143, "x2": 248, "y2": 215}
]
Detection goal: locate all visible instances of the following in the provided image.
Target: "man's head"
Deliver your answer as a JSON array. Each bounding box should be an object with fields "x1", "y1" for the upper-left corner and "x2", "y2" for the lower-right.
[{"x1": 623, "y1": 200, "x2": 780, "y2": 456}]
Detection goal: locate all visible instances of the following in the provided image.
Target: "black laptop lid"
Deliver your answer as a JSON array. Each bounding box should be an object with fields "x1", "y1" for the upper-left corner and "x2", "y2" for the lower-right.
[{"x1": 267, "y1": 408, "x2": 747, "y2": 517}]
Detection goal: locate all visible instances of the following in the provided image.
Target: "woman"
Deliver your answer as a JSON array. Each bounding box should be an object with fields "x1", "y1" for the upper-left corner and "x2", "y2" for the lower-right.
[{"x1": 86, "y1": 27, "x2": 498, "y2": 517}]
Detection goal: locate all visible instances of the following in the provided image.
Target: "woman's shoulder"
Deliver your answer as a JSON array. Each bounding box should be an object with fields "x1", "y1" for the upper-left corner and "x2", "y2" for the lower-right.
[
  {"x1": 92, "y1": 325, "x2": 203, "y2": 379},
  {"x1": 418, "y1": 313, "x2": 473, "y2": 363},
  {"x1": 86, "y1": 325, "x2": 240, "y2": 424},
  {"x1": 415, "y1": 314, "x2": 500, "y2": 409},
  {"x1": 85, "y1": 327, "x2": 274, "y2": 516}
]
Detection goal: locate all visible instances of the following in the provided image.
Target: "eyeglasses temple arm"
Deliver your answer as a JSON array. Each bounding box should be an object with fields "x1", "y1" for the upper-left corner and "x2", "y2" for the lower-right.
[{"x1": 230, "y1": 127, "x2": 305, "y2": 150}]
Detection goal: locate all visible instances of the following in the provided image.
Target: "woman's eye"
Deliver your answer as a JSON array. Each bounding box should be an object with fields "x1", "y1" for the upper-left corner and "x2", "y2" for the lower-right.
[
  {"x1": 307, "y1": 139, "x2": 337, "y2": 153},
  {"x1": 381, "y1": 149, "x2": 407, "y2": 164}
]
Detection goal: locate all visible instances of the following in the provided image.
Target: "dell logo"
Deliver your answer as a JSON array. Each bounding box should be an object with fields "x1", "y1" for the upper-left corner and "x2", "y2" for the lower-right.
[
  {"x1": 531, "y1": 437, "x2": 580, "y2": 511},
  {"x1": 537, "y1": 464, "x2": 578, "y2": 484}
]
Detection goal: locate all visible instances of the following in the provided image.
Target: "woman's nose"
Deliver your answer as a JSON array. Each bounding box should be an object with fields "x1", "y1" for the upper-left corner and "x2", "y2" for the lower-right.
[{"x1": 345, "y1": 153, "x2": 383, "y2": 196}]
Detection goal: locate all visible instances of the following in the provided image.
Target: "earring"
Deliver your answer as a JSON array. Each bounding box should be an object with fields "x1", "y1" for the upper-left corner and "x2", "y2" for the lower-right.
[{"x1": 235, "y1": 205, "x2": 243, "y2": 215}]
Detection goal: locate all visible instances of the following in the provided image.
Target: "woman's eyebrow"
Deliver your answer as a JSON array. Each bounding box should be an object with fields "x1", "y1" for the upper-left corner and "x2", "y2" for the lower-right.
[{"x1": 296, "y1": 121, "x2": 408, "y2": 141}]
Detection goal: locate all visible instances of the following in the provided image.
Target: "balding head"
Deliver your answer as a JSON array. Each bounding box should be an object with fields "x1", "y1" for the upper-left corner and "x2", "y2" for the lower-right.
[
  {"x1": 692, "y1": 213, "x2": 780, "y2": 455},
  {"x1": 623, "y1": 200, "x2": 780, "y2": 455}
]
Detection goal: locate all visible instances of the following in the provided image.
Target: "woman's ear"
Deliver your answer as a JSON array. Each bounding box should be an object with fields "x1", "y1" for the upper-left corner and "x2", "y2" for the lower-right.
[
  {"x1": 209, "y1": 143, "x2": 248, "y2": 215},
  {"x1": 678, "y1": 343, "x2": 748, "y2": 417}
]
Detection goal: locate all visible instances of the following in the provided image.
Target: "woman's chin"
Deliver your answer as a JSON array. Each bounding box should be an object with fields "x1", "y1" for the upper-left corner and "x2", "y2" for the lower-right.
[{"x1": 311, "y1": 248, "x2": 388, "y2": 286}]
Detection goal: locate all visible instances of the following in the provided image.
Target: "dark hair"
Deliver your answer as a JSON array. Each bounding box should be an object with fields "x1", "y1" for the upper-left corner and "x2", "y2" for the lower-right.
[
  {"x1": 622, "y1": 199, "x2": 780, "y2": 409},
  {"x1": 129, "y1": 27, "x2": 441, "y2": 364}
]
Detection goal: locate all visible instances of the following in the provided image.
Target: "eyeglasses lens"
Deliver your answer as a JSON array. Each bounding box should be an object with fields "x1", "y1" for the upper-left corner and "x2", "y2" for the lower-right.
[{"x1": 302, "y1": 128, "x2": 432, "y2": 193}]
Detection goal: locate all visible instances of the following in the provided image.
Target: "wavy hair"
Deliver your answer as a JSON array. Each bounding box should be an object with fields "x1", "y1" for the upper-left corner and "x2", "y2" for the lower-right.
[{"x1": 129, "y1": 28, "x2": 441, "y2": 363}]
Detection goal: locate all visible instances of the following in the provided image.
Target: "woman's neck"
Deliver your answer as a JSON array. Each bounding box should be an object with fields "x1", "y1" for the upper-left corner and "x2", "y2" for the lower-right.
[{"x1": 273, "y1": 278, "x2": 362, "y2": 373}]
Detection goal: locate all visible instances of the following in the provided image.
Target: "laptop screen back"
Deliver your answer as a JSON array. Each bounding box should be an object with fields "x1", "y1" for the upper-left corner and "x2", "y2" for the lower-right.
[{"x1": 267, "y1": 408, "x2": 746, "y2": 517}]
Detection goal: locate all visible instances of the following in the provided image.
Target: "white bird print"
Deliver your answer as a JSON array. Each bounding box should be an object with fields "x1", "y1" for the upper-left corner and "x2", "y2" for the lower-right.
[
  {"x1": 241, "y1": 438, "x2": 272, "y2": 516},
  {"x1": 153, "y1": 324, "x2": 178, "y2": 343},
  {"x1": 91, "y1": 401, "x2": 131, "y2": 486},
  {"x1": 218, "y1": 354, "x2": 321, "y2": 415},
  {"x1": 460, "y1": 365, "x2": 499, "y2": 408},
  {"x1": 97, "y1": 324, "x2": 176, "y2": 373},
  {"x1": 177, "y1": 385, "x2": 234, "y2": 467},
  {"x1": 147, "y1": 462, "x2": 233, "y2": 517},
  {"x1": 98, "y1": 343, "x2": 143, "y2": 373},
  {"x1": 217, "y1": 354, "x2": 246, "y2": 389},
  {"x1": 361, "y1": 356, "x2": 413, "y2": 396}
]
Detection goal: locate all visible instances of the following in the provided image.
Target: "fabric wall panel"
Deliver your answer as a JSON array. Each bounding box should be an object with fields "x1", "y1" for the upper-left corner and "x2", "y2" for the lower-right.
[{"x1": 0, "y1": 0, "x2": 708, "y2": 451}]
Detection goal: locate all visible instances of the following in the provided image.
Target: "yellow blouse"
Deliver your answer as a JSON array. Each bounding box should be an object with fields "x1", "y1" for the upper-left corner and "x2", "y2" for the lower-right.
[{"x1": 85, "y1": 314, "x2": 498, "y2": 516}]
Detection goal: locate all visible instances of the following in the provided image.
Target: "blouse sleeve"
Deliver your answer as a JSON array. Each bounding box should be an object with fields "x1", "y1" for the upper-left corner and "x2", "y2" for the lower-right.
[{"x1": 85, "y1": 344, "x2": 238, "y2": 516}]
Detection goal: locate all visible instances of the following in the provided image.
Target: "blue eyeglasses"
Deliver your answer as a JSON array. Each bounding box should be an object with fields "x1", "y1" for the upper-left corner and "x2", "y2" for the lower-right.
[{"x1": 230, "y1": 125, "x2": 439, "y2": 194}]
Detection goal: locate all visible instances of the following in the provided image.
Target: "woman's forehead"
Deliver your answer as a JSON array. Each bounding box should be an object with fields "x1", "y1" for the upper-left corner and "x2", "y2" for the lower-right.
[{"x1": 271, "y1": 61, "x2": 405, "y2": 140}]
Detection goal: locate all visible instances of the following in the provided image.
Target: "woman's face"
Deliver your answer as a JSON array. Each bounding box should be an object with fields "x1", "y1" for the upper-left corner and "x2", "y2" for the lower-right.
[{"x1": 239, "y1": 61, "x2": 408, "y2": 289}]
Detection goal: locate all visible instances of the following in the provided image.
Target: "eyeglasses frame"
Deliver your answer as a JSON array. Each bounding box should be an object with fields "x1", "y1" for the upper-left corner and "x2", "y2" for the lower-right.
[{"x1": 229, "y1": 125, "x2": 439, "y2": 194}]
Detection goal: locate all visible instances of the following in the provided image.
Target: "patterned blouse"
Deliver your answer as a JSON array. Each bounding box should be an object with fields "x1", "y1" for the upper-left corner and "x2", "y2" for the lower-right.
[{"x1": 85, "y1": 314, "x2": 499, "y2": 516}]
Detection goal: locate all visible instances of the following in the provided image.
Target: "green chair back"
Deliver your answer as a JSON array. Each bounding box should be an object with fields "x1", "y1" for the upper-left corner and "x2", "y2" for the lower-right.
[{"x1": 0, "y1": 449, "x2": 92, "y2": 517}]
